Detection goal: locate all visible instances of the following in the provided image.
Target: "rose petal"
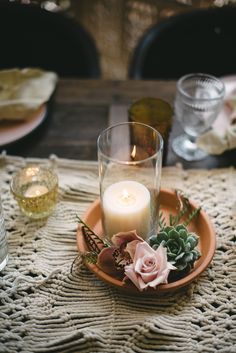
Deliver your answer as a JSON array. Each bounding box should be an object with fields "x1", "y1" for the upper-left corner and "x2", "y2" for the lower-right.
[
  {"x1": 140, "y1": 271, "x2": 159, "y2": 283},
  {"x1": 142, "y1": 254, "x2": 157, "y2": 272},
  {"x1": 133, "y1": 242, "x2": 156, "y2": 263},
  {"x1": 147, "y1": 274, "x2": 166, "y2": 288},
  {"x1": 134, "y1": 257, "x2": 144, "y2": 273},
  {"x1": 135, "y1": 256, "x2": 157, "y2": 274},
  {"x1": 124, "y1": 264, "x2": 142, "y2": 290},
  {"x1": 125, "y1": 239, "x2": 143, "y2": 260},
  {"x1": 155, "y1": 244, "x2": 167, "y2": 272},
  {"x1": 137, "y1": 276, "x2": 147, "y2": 290}
]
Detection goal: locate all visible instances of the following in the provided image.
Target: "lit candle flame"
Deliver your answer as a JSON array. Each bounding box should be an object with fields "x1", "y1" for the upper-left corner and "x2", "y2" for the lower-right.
[
  {"x1": 24, "y1": 184, "x2": 49, "y2": 198},
  {"x1": 25, "y1": 166, "x2": 39, "y2": 177},
  {"x1": 122, "y1": 189, "x2": 129, "y2": 200},
  {"x1": 35, "y1": 189, "x2": 42, "y2": 196},
  {"x1": 120, "y1": 188, "x2": 136, "y2": 205},
  {"x1": 131, "y1": 145, "x2": 136, "y2": 160}
]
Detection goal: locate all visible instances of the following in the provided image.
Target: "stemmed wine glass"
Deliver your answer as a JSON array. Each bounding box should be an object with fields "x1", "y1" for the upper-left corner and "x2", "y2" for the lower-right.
[{"x1": 172, "y1": 73, "x2": 225, "y2": 161}]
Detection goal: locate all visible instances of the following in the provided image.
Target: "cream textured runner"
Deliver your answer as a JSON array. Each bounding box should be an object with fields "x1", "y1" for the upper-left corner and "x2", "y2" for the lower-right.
[{"x1": 0, "y1": 155, "x2": 235, "y2": 353}]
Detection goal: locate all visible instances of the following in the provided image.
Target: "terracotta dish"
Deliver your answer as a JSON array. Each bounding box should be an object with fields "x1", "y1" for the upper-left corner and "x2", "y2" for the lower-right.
[{"x1": 77, "y1": 188, "x2": 216, "y2": 295}]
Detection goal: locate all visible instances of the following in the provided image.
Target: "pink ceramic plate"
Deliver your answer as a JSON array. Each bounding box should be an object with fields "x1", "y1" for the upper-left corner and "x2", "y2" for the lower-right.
[
  {"x1": 0, "y1": 104, "x2": 47, "y2": 147},
  {"x1": 77, "y1": 188, "x2": 216, "y2": 295}
]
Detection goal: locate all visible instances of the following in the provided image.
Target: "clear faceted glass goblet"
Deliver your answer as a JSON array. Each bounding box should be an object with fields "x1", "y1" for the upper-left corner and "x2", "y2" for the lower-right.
[{"x1": 172, "y1": 73, "x2": 225, "y2": 161}]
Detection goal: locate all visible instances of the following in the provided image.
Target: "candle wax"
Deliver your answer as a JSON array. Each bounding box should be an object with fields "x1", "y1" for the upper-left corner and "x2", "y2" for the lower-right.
[
  {"x1": 24, "y1": 184, "x2": 49, "y2": 198},
  {"x1": 102, "y1": 180, "x2": 151, "y2": 240}
]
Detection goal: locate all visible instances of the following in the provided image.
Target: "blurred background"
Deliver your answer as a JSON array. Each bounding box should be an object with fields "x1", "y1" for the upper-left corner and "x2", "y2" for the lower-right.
[{"x1": 8, "y1": 0, "x2": 236, "y2": 79}]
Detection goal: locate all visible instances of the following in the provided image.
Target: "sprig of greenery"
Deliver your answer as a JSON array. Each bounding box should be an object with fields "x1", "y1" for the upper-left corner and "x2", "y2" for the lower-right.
[
  {"x1": 183, "y1": 206, "x2": 201, "y2": 227},
  {"x1": 158, "y1": 211, "x2": 167, "y2": 230},
  {"x1": 165, "y1": 190, "x2": 201, "y2": 227},
  {"x1": 81, "y1": 251, "x2": 98, "y2": 264},
  {"x1": 70, "y1": 252, "x2": 98, "y2": 275},
  {"x1": 77, "y1": 216, "x2": 109, "y2": 254}
]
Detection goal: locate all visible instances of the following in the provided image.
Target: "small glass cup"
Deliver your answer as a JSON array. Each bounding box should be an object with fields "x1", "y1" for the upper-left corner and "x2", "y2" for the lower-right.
[
  {"x1": 97, "y1": 122, "x2": 163, "y2": 241},
  {"x1": 11, "y1": 165, "x2": 58, "y2": 219},
  {"x1": 128, "y1": 97, "x2": 173, "y2": 165},
  {"x1": 0, "y1": 197, "x2": 8, "y2": 271}
]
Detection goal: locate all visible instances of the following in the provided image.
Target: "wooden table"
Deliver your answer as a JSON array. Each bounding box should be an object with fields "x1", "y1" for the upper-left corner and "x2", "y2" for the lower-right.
[{"x1": 2, "y1": 79, "x2": 236, "y2": 169}]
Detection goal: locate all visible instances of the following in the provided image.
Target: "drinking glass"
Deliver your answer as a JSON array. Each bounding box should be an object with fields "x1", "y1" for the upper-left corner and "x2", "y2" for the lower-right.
[
  {"x1": 172, "y1": 73, "x2": 225, "y2": 161},
  {"x1": 97, "y1": 122, "x2": 163, "y2": 241},
  {"x1": 0, "y1": 197, "x2": 8, "y2": 271},
  {"x1": 128, "y1": 97, "x2": 173, "y2": 165}
]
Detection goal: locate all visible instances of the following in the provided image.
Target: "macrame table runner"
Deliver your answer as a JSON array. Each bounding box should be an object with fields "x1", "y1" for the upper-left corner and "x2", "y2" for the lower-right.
[{"x1": 0, "y1": 155, "x2": 235, "y2": 353}]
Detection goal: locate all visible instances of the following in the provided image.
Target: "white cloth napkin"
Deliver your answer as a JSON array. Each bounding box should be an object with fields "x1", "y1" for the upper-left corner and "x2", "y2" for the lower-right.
[
  {"x1": 197, "y1": 77, "x2": 236, "y2": 155},
  {"x1": 0, "y1": 68, "x2": 58, "y2": 121}
]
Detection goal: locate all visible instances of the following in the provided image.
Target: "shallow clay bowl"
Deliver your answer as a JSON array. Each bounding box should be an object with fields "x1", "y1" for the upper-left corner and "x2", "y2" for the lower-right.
[{"x1": 77, "y1": 188, "x2": 216, "y2": 295}]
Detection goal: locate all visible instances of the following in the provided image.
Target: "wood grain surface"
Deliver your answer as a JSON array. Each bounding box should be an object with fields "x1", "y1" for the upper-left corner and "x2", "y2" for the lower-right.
[{"x1": 2, "y1": 79, "x2": 235, "y2": 169}]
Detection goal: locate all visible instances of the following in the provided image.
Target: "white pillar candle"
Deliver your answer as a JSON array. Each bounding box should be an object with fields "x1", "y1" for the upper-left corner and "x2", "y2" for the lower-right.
[
  {"x1": 102, "y1": 180, "x2": 151, "y2": 240},
  {"x1": 24, "y1": 184, "x2": 48, "y2": 198}
]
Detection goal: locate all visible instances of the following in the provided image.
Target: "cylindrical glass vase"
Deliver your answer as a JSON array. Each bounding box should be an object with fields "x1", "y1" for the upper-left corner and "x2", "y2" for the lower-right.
[{"x1": 97, "y1": 122, "x2": 163, "y2": 241}]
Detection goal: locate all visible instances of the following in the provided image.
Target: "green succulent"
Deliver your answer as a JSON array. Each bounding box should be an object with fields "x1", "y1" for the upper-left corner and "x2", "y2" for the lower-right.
[{"x1": 149, "y1": 224, "x2": 201, "y2": 272}]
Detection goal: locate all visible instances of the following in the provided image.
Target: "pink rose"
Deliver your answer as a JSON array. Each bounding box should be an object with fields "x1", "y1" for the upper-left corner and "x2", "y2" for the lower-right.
[{"x1": 124, "y1": 242, "x2": 176, "y2": 291}]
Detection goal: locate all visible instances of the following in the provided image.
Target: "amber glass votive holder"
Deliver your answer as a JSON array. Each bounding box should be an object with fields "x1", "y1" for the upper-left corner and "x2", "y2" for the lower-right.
[
  {"x1": 11, "y1": 165, "x2": 58, "y2": 219},
  {"x1": 128, "y1": 97, "x2": 173, "y2": 165}
]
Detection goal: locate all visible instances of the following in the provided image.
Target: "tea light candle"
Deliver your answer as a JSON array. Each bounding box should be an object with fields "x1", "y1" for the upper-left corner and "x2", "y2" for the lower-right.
[
  {"x1": 24, "y1": 184, "x2": 49, "y2": 198},
  {"x1": 11, "y1": 165, "x2": 58, "y2": 219},
  {"x1": 102, "y1": 180, "x2": 151, "y2": 240}
]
